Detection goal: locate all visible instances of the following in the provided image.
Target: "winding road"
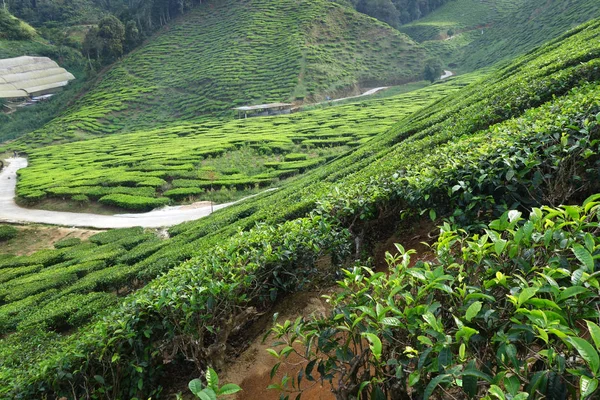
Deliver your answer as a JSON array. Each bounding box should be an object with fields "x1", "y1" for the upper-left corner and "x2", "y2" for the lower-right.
[{"x1": 0, "y1": 157, "x2": 249, "y2": 229}]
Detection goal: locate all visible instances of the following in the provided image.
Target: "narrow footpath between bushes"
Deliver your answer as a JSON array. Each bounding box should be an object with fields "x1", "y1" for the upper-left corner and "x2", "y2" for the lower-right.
[{"x1": 0, "y1": 157, "x2": 262, "y2": 229}]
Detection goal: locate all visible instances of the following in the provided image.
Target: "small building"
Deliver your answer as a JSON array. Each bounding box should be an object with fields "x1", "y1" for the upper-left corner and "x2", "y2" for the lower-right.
[
  {"x1": 233, "y1": 102, "x2": 293, "y2": 119},
  {"x1": 0, "y1": 56, "x2": 75, "y2": 109}
]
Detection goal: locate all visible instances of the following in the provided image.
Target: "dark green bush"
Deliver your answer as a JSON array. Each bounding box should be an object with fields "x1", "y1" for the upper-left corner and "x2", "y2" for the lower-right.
[
  {"x1": 0, "y1": 225, "x2": 18, "y2": 242},
  {"x1": 54, "y1": 238, "x2": 82, "y2": 249},
  {"x1": 98, "y1": 194, "x2": 170, "y2": 211}
]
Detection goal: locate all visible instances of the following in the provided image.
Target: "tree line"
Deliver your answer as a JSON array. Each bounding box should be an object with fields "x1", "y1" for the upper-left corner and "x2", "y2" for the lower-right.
[{"x1": 346, "y1": 0, "x2": 454, "y2": 28}]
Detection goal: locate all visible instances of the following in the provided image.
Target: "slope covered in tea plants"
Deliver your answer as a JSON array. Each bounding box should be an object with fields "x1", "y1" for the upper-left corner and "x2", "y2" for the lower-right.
[
  {"x1": 400, "y1": 0, "x2": 600, "y2": 72},
  {"x1": 11, "y1": 0, "x2": 426, "y2": 146},
  {"x1": 13, "y1": 77, "x2": 473, "y2": 211},
  {"x1": 2, "y1": 15, "x2": 600, "y2": 399}
]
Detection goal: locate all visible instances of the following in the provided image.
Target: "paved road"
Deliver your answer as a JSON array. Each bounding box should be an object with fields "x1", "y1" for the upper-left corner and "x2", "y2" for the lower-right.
[
  {"x1": 441, "y1": 70, "x2": 454, "y2": 80},
  {"x1": 0, "y1": 157, "x2": 242, "y2": 229},
  {"x1": 312, "y1": 87, "x2": 388, "y2": 107}
]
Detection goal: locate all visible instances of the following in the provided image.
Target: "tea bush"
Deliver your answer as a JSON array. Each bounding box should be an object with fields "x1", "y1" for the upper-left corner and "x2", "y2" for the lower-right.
[
  {"x1": 0, "y1": 225, "x2": 18, "y2": 242},
  {"x1": 270, "y1": 200, "x2": 600, "y2": 399},
  {"x1": 14, "y1": 80, "x2": 466, "y2": 210}
]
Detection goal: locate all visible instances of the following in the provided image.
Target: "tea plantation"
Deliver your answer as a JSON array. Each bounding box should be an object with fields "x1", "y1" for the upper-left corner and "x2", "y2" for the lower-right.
[
  {"x1": 400, "y1": 0, "x2": 600, "y2": 72},
  {"x1": 2, "y1": 13, "x2": 600, "y2": 399},
  {"x1": 6, "y1": 0, "x2": 428, "y2": 147},
  {"x1": 14, "y1": 77, "x2": 474, "y2": 210}
]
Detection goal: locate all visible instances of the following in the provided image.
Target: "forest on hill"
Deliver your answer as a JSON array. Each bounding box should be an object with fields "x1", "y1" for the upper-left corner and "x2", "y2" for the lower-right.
[{"x1": 1, "y1": 1, "x2": 600, "y2": 399}]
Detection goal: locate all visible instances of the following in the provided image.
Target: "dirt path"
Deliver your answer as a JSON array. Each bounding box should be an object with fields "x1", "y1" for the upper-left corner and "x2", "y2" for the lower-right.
[
  {"x1": 0, "y1": 157, "x2": 268, "y2": 229},
  {"x1": 222, "y1": 292, "x2": 335, "y2": 400}
]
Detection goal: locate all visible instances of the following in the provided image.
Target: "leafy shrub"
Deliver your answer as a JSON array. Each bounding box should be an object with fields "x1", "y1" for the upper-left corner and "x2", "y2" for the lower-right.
[
  {"x1": 54, "y1": 238, "x2": 82, "y2": 249},
  {"x1": 0, "y1": 225, "x2": 18, "y2": 242},
  {"x1": 89, "y1": 227, "x2": 144, "y2": 245},
  {"x1": 270, "y1": 199, "x2": 600, "y2": 399},
  {"x1": 98, "y1": 194, "x2": 170, "y2": 211},
  {"x1": 283, "y1": 153, "x2": 308, "y2": 161},
  {"x1": 71, "y1": 194, "x2": 89, "y2": 204}
]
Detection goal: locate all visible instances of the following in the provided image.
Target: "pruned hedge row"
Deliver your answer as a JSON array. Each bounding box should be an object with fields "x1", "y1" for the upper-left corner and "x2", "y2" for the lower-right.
[
  {"x1": 98, "y1": 194, "x2": 170, "y2": 211},
  {"x1": 14, "y1": 78, "x2": 467, "y2": 210},
  {"x1": 0, "y1": 228, "x2": 163, "y2": 336}
]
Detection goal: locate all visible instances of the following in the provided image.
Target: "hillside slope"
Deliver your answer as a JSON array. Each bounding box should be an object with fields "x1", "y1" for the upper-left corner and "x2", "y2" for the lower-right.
[
  {"x1": 400, "y1": 0, "x2": 600, "y2": 72},
  {"x1": 17, "y1": 0, "x2": 425, "y2": 145},
  {"x1": 2, "y1": 15, "x2": 600, "y2": 399}
]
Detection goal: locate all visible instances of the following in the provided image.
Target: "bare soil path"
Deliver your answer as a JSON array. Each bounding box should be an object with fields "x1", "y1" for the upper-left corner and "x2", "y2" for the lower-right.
[{"x1": 0, "y1": 157, "x2": 261, "y2": 229}]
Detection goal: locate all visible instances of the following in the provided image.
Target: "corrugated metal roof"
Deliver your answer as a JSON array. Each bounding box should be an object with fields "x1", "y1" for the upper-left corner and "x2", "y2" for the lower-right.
[{"x1": 0, "y1": 56, "x2": 75, "y2": 99}]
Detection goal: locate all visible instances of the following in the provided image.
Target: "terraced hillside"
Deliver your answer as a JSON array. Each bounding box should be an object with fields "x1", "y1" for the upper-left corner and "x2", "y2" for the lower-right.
[
  {"x1": 13, "y1": 0, "x2": 426, "y2": 145},
  {"x1": 400, "y1": 0, "x2": 600, "y2": 72},
  {"x1": 2, "y1": 15, "x2": 600, "y2": 399},
  {"x1": 14, "y1": 78, "x2": 475, "y2": 210}
]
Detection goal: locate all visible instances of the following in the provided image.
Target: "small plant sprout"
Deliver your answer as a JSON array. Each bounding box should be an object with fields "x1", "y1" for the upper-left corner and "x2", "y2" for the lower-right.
[{"x1": 188, "y1": 368, "x2": 242, "y2": 400}]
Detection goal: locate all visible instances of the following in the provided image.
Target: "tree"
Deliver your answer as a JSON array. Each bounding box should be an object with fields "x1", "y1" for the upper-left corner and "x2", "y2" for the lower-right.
[
  {"x1": 124, "y1": 20, "x2": 140, "y2": 52},
  {"x1": 98, "y1": 15, "x2": 125, "y2": 63},
  {"x1": 357, "y1": 0, "x2": 400, "y2": 28},
  {"x1": 423, "y1": 57, "x2": 443, "y2": 82}
]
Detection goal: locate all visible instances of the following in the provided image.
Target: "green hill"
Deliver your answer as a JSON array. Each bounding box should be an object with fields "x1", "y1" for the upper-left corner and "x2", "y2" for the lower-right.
[
  {"x1": 400, "y1": 0, "x2": 600, "y2": 71},
  {"x1": 2, "y1": 14, "x2": 600, "y2": 399},
  {"x1": 16, "y1": 0, "x2": 426, "y2": 145}
]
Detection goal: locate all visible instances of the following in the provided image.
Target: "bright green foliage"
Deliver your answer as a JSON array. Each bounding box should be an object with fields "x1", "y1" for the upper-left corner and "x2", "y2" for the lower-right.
[
  {"x1": 2, "y1": 15, "x2": 600, "y2": 400},
  {"x1": 0, "y1": 8, "x2": 35, "y2": 40},
  {"x1": 0, "y1": 228, "x2": 163, "y2": 336},
  {"x1": 400, "y1": 0, "x2": 600, "y2": 72},
  {"x1": 54, "y1": 237, "x2": 82, "y2": 249},
  {"x1": 15, "y1": 79, "x2": 466, "y2": 210},
  {"x1": 400, "y1": 0, "x2": 523, "y2": 42},
  {"x1": 10, "y1": 0, "x2": 426, "y2": 144},
  {"x1": 98, "y1": 194, "x2": 170, "y2": 211},
  {"x1": 188, "y1": 368, "x2": 242, "y2": 399},
  {"x1": 270, "y1": 201, "x2": 600, "y2": 399}
]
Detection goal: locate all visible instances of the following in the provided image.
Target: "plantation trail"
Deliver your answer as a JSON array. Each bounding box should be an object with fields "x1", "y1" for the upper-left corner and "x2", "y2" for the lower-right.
[
  {"x1": 218, "y1": 220, "x2": 438, "y2": 400},
  {"x1": 0, "y1": 157, "x2": 266, "y2": 229},
  {"x1": 221, "y1": 291, "x2": 336, "y2": 400}
]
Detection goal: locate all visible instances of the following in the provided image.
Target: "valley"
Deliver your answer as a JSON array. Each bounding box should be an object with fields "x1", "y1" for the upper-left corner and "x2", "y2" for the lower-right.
[{"x1": 1, "y1": 1, "x2": 600, "y2": 399}]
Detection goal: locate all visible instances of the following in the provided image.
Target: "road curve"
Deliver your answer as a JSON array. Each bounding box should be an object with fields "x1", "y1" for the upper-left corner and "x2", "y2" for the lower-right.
[{"x1": 0, "y1": 157, "x2": 245, "y2": 229}]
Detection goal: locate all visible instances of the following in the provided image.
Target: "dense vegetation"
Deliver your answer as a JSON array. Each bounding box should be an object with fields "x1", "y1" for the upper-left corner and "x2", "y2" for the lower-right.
[
  {"x1": 400, "y1": 0, "x2": 600, "y2": 72},
  {"x1": 272, "y1": 201, "x2": 600, "y2": 399},
  {"x1": 346, "y1": 0, "x2": 454, "y2": 27},
  {"x1": 2, "y1": 12, "x2": 600, "y2": 399},
  {"x1": 3, "y1": 0, "x2": 427, "y2": 146},
  {"x1": 14, "y1": 77, "x2": 473, "y2": 210}
]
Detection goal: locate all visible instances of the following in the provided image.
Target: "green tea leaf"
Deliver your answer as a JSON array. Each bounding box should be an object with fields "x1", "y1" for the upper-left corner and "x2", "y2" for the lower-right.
[
  {"x1": 465, "y1": 301, "x2": 482, "y2": 322},
  {"x1": 517, "y1": 287, "x2": 538, "y2": 307},
  {"x1": 586, "y1": 320, "x2": 600, "y2": 350},
  {"x1": 189, "y1": 379, "x2": 203, "y2": 396},
  {"x1": 573, "y1": 244, "x2": 595, "y2": 272},
  {"x1": 206, "y1": 368, "x2": 218, "y2": 389},
  {"x1": 362, "y1": 333, "x2": 382, "y2": 361},
  {"x1": 423, "y1": 374, "x2": 451, "y2": 400},
  {"x1": 567, "y1": 337, "x2": 599, "y2": 374},
  {"x1": 580, "y1": 375, "x2": 598, "y2": 399},
  {"x1": 408, "y1": 371, "x2": 420, "y2": 387},
  {"x1": 219, "y1": 383, "x2": 242, "y2": 396},
  {"x1": 199, "y1": 388, "x2": 217, "y2": 400}
]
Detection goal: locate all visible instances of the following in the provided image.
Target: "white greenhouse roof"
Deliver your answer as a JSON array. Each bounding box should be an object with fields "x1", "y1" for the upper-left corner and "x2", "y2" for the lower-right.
[{"x1": 0, "y1": 56, "x2": 75, "y2": 99}]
